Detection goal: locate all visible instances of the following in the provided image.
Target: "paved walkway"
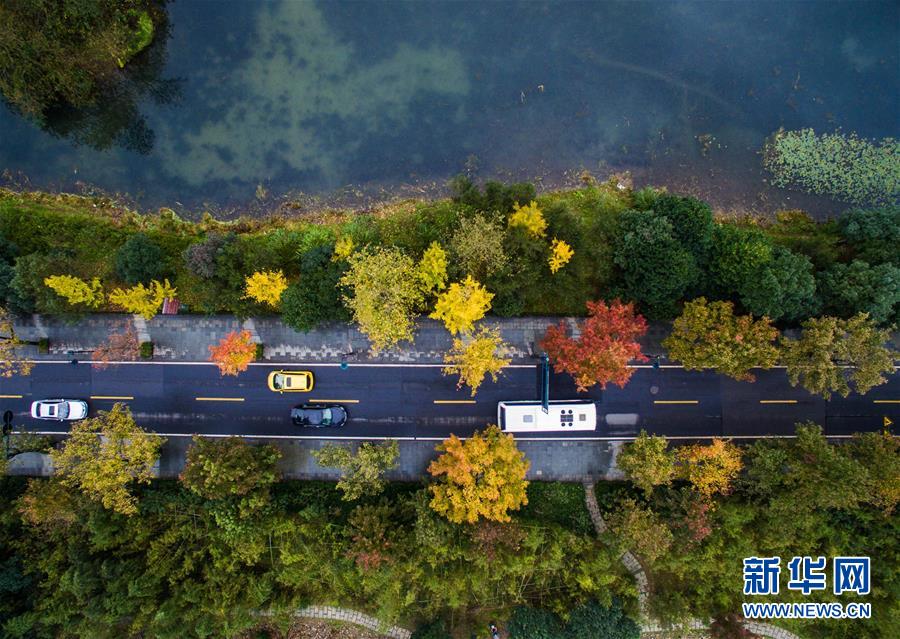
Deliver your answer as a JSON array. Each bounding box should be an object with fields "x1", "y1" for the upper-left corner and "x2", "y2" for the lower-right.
[
  {"x1": 293, "y1": 606, "x2": 410, "y2": 639},
  {"x1": 11, "y1": 313, "x2": 675, "y2": 363},
  {"x1": 582, "y1": 482, "x2": 803, "y2": 639}
]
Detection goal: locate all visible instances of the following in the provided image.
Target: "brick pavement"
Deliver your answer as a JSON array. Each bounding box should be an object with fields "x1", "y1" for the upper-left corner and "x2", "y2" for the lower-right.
[{"x1": 12, "y1": 313, "x2": 673, "y2": 363}]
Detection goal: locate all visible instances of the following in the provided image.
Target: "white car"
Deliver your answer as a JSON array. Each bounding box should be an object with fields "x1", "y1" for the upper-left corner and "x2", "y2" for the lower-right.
[{"x1": 30, "y1": 399, "x2": 89, "y2": 421}]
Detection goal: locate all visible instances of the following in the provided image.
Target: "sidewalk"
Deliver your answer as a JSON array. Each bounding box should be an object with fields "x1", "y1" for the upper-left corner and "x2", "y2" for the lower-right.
[
  {"x1": 154, "y1": 437, "x2": 623, "y2": 482},
  {"x1": 12, "y1": 313, "x2": 674, "y2": 363}
]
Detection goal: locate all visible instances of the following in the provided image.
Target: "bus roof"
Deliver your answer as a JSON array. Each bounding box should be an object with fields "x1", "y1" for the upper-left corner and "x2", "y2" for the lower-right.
[{"x1": 498, "y1": 400, "x2": 597, "y2": 432}]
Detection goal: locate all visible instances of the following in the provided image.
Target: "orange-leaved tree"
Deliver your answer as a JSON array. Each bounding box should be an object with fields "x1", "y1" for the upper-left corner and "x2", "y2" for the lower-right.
[
  {"x1": 92, "y1": 324, "x2": 140, "y2": 370},
  {"x1": 676, "y1": 438, "x2": 743, "y2": 499},
  {"x1": 209, "y1": 330, "x2": 256, "y2": 376},
  {"x1": 428, "y1": 424, "x2": 529, "y2": 524},
  {"x1": 540, "y1": 299, "x2": 648, "y2": 392}
]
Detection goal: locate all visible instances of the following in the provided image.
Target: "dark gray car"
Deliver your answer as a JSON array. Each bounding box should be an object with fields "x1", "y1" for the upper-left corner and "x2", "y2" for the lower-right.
[{"x1": 291, "y1": 404, "x2": 348, "y2": 427}]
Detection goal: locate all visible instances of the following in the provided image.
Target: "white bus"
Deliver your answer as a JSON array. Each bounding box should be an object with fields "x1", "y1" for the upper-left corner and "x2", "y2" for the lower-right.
[{"x1": 497, "y1": 400, "x2": 597, "y2": 433}]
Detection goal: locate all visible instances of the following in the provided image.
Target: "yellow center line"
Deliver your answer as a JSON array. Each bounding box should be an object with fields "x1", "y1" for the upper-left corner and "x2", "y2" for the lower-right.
[
  {"x1": 434, "y1": 400, "x2": 477, "y2": 405},
  {"x1": 759, "y1": 400, "x2": 798, "y2": 404},
  {"x1": 873, "y1": 400, "x2": 900, "y2": 404},
  {"x1": 195, "y1": 397, "x2": 245, "y2": 402},
  {"x1": 653, "y1": 400, "x2": 699, "y2": 405},
  {"x1": 0, "y1": 394, "x2": 23, "y2": 399},
  {"x1": 91, "y1": 395, "x2": 134, "y2": 400},
  {"x1": 309, "y1": 399, "x2": 360, "y2": 404}
]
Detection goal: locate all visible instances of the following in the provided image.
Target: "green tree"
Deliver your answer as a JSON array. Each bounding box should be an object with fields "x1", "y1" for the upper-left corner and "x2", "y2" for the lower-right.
[
  {"x1": 180, "y1": 436, "x2": 281, "y2": 501},
  {"x1": 613, "y1": 210, "x2": 699, "y2": 319},
  {"x1": 115, "y1": 232, "x2": 165, "y2": 284},
  {"x1": 781, "y1": 314, "x2": 896, "y2": 398},
  {"x1": 282, "y1": 243, "x2": 350, "y2": 332},
  {"x1": 849, "y1": 431, "x2": 900, "y2": 515},
  {"x1": 818, "y1": 260, "x2": 900, "y2": 325},
  {"x1": 340, "y1": 247, "x2": 424, "y2": 352},
  {"x1": 651, "y1": 194, "x2": 714, "y2": 262},
  {"x1": 663, "y1": 298, "x2": 780, "y2": 381},
  {"x1": 839, "y1": 206, "x2": 900, "y2": 266},
  {"x1": 709, "y1": 224, "x2": 773, "y2": 295},
  {"x1": 616, "y1": 431, "x2": 675, "y2": 497},
  {"x1": 739, "y1": 246, "x2": 818, "y2": 321},
  {"x1": 428, "y1": 425, "x2": 529, "y2": 524},
  {"x1": 312, "y1": 440, "x2": 399, "y2": 501},
  {"x1": 50, "y1": 403, "x2": 164, "y2": 515},
  {"x1": 605, "y1": 498, "x2": 673, "y2": 566},
  {"x1": 449, "y1": 213, "x2": 509, "y2": 280}
]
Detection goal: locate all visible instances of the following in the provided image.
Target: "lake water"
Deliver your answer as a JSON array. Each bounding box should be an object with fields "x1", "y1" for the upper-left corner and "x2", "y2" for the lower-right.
[{"x1": 0, "y1": 0, "x2": 897, "y2": 214}]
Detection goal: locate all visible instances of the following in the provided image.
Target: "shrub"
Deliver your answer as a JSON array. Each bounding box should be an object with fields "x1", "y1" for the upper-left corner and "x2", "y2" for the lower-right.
[
  {"x1": 518, "y1": 482, "x2": 593, "y2": 535},
  {"x1": 282, "y1": 244, "x2": 350, "y2": 332},
  {"x1": 38, "y1": 337, "x2": 49, "y2": 354},
  {"x1": 449, "y1": 175, "x2": 536, "y2": 214},
  {"x1": 115, "y1": 233, "x2": 165, "y2": 284},
  {"x1": 410, "y1": 620, "x2": 451, "y2": 639},
  {"x1": 139, "y1": 341, "x2": 153, "y2": 359},
  {"x1": 765, "y1": 210, "x2": 842, "y2": 270},
  {"x1": 763, "y1": 128, "x2": 900, "y2": 204},
  {"x1": 506, "y1": 606, "x2": 565, "y2": 639}
]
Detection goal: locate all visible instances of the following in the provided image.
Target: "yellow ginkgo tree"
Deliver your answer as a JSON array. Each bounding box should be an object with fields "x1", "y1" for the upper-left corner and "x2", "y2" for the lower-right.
[
  {"x1": 430, "y1": 275, "x2": 493, "y2": 335},
  {"x1": 442, "y1": 326, "x2": 511, "y2": 396},
  {"x1": 508, "y1": 200, "x2": 547, "y2": 238},
  {"x1": 44, "y1": 275, "x2": 105, "y2": 308},
  {"x1": 109, "y1": 279, "x2": 176, "y2": 320},
  {"x1": 333, "y1": 236, "x2": 355, "y2": 261},
  {"x1": 244, "y1": 270, "x2": 288, "y2": 307},
  {"x1": 548, "y1": 238, "x2": 574, "y2": 273},
  {"x1": 416, "y1": 241, "x2": 448, "y2": 296}
]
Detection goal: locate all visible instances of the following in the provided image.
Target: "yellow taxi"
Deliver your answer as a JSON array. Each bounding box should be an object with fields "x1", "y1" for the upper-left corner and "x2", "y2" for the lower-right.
[{"x1": 267, "y1": 370, "x2": 314, "y2": 393}]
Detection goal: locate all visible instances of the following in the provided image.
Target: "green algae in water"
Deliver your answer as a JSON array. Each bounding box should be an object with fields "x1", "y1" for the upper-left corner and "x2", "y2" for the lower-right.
[{"x1": 159, "y1": 1, "x2": 470, "y2": 187}]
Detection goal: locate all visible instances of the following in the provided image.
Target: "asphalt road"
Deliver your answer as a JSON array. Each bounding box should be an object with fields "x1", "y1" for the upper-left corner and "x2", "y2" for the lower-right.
[{"x1": 1, "y1": 361, "x2": 897, "y2": 440}]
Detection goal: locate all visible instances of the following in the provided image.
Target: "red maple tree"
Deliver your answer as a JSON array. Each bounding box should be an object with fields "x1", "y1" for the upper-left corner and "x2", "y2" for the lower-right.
[
  {"x1": 208, "y1": 330, "x2": 256, "y2": 376},
  {"x1": 540, "y1": 299, "x2": 648, "y2": 391}
]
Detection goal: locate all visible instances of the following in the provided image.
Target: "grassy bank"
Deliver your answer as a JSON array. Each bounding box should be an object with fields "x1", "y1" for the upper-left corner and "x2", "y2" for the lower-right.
[{"x1": 1, "y1": 177, "x2": 896, "y2": 329}]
